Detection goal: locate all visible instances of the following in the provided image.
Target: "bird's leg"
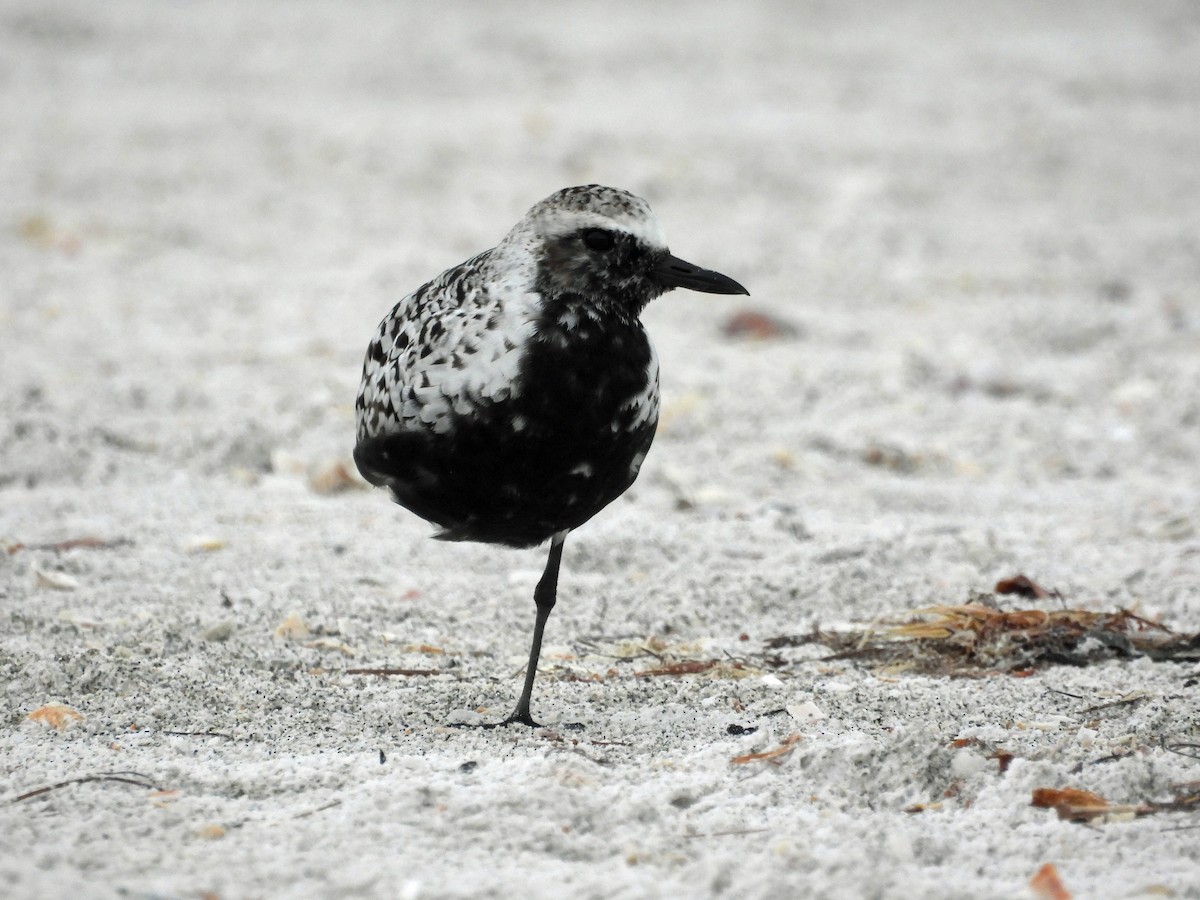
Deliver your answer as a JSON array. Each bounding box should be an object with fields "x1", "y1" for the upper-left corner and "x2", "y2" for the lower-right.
[{"x1": 503, "y1": 531, "x2": 567, "y2": 727}]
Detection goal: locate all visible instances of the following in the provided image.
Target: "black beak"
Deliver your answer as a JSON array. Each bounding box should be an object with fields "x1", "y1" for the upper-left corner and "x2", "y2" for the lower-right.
[{"x1": 653, "y1": 253, "x2": 749, "y2": 295}]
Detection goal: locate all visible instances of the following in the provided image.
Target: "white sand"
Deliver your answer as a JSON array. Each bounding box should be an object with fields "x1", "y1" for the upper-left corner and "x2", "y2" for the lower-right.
[{"x1": 2, "y1": 2, "x2": 1199, "y2": 897}]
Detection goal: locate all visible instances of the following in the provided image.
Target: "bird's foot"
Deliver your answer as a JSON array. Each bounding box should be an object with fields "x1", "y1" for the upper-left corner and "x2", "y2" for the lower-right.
[
  {"x1": 461, "y1": 712, "x2": 584, "y2": 731},
  {"x1": 499, "y1": 708, "x2": 541, "y2": 728},
  {"x1": 452, "y1": 707, "x2": 540, "y2": 729}
]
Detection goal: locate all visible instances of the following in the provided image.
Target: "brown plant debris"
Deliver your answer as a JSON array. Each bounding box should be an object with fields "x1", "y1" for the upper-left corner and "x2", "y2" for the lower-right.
[
  {"x1": 730, "y1": 733, "x2": 802, "y2": 766},
  {"x1": 26, "y1": 703, "x2": 84, "y2": 731},
  {"x1": 949, "y1": 737, "x2": 1017, "y2": 773},
  {"x1": 991, "y1": 749, "x2": 1015, "y2": 774},
  {"x1": 635, "y1": 659, "x2": 756, "y2": 678},
  {"x1": 5, "y1": 536, "x2": 133, "y2": 554},
  {"x1": 308, "y1": 459, "x2": 367, "y2": 494},
  {"x1": 994, "y1": 573, "x2": 1058, "y2": 599},
  {"x1": 1031, "y1": 785, "x2": 1200, "y2": 823},
  {"x1": 1031, "y1": 787, "x2": 1126, "y2": 821},
  {"x1": 782, "y1": 604, "x2": 1199, "y2": 675},
  {"x1": 903, "y1": 801, "x2": 944, "y2": 814},
  {"x1": 1029, "y1": 862, "x2": 1072, "y2": 900},
  {"x1": 721, "y1": 309, "x2": 801, "y2": 340}
]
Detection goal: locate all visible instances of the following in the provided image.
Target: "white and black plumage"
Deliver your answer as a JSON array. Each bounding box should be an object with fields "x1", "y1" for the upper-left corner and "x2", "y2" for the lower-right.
[{"x1": 354, "y1": 185, "x2": 747, "y2": 725}]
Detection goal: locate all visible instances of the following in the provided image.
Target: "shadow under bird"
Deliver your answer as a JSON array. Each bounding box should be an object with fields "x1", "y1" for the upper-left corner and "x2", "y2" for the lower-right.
[{"x1": 354, "y1": 185, "x2": 748, "y2": 726}]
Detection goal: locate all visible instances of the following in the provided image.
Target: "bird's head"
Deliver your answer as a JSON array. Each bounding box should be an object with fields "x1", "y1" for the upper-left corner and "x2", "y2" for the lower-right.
[{"x1": 508, "y1": 185, "x2": 748, "y2": 315}]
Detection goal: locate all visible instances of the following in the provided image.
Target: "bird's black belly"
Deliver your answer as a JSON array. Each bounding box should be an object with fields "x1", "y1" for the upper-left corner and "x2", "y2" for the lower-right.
[{"x1": 354, "y1": 304, "x2": 657, "y2": 548}]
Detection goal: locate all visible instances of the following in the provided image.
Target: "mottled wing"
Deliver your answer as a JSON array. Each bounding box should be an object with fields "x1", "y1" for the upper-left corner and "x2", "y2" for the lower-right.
[{"x1": 355, "y1": 249, "x2": 538, "y2": 446}]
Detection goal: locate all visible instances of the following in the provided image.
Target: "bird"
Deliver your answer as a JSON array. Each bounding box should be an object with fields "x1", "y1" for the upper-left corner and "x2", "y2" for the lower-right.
[{"x1": 354, "y1": 185, "x2": 747, "y2": 726}]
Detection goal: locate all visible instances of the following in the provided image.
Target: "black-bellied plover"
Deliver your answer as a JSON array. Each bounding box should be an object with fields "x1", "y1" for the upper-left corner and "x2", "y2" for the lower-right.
[{"x1": 354, "y1": 185, "x2": 747, "y2": 726}]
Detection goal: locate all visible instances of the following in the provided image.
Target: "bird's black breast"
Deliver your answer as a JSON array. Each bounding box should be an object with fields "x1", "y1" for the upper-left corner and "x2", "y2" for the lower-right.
[{"x1": 354, "y1": 296, "x2": 659, "y2": 548}]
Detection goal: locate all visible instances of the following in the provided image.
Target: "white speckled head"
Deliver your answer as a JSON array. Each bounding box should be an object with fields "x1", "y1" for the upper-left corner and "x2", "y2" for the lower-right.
[
  {"x1": 489, "y1": 184, "x2": 745, "y2": 314},
  {"x1": 508, "y1": 185, "x2": 668, "y2": 250},
  {"x1": 495, "y1": 185, "x2": 676, "y2": 312}
]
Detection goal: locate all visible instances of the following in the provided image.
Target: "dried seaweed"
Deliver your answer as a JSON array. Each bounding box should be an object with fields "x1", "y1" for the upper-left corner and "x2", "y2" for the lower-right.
[{"x1": 779, "y1": 603, "x2": 1198, "y2": 675}]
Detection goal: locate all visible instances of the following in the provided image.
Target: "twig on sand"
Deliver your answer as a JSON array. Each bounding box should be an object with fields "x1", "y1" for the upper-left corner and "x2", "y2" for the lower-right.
[{"x1": 9, "y1": 771, "x2": 159, "y2": 804}]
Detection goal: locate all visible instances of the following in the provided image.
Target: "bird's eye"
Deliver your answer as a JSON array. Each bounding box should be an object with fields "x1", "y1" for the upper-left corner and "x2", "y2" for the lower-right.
[{"x1": 582, "y1": 229, "x2": 616, "y2": 252}]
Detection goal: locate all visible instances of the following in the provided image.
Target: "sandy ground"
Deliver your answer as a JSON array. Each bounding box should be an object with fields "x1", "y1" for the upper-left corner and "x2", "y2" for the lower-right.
[{"x1": 2, "y1": 1, "x2": 1199, "y2": 897}]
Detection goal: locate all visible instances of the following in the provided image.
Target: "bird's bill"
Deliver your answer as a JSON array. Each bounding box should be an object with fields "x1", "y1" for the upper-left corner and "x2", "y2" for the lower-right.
[{"x1": 653, "y1": 254, "x2": 749, "y2": 295}]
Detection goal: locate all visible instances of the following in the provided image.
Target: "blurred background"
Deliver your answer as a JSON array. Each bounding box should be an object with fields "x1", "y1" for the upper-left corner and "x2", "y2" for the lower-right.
[{"x1": 2, "y1": 0, "x2": 1198, "y2": 610}]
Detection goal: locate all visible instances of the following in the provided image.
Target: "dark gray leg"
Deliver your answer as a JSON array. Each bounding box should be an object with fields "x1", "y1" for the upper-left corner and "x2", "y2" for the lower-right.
[{"x1": 503, "y1": 531, "x2": 567, "y2": 727}]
